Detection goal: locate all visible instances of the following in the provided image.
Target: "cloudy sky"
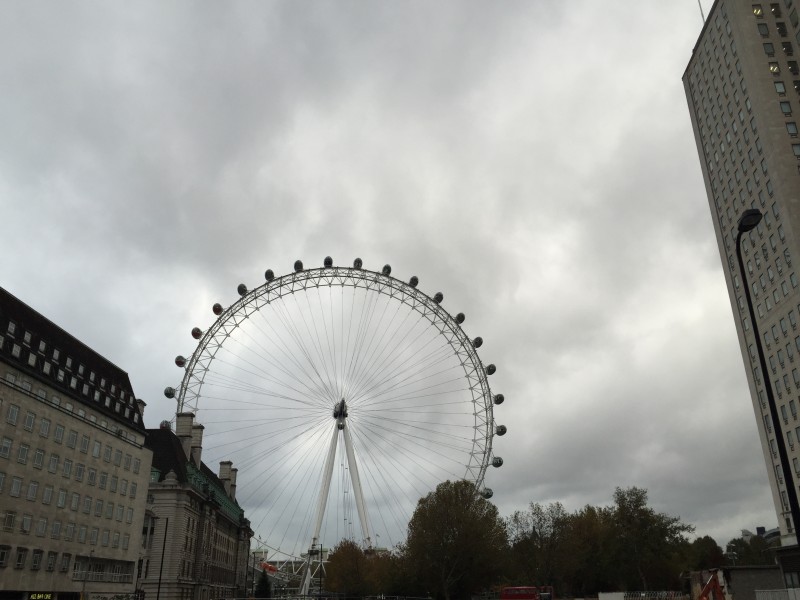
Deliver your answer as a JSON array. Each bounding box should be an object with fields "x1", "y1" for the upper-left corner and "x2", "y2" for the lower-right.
[{"x1": 0, "y1": 1, "x2": 770, "y2": 548}]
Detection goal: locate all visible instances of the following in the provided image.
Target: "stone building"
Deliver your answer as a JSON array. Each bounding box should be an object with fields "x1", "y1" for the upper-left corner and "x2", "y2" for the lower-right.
[
  {"x1": 0, "y1": 287, "x2": 153, "y2": 600},
  {"x1": 139, "y1": 413, "x2": 252, "y2": 600}
]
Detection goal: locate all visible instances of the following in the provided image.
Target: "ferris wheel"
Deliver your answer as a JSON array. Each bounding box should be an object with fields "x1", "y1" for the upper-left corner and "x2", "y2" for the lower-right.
[{"x1": 165, "y1": 258, "x2": 505, "y2": 584}]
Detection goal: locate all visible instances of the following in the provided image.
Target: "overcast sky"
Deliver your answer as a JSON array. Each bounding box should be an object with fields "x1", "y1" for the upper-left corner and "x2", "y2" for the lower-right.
[{"x1": 0, "y1": 1, "x2": 770, "y2": 548}]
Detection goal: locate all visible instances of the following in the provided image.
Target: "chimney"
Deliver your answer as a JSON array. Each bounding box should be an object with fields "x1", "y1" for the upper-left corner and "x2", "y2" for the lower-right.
[
  {"x1": 230, "y1": 468, "x2": 238, "y2": 502},
  {"x1": 191, "y1": 423, "x2": 204, "y2": 466},
  {"x1": 176, "y1": 412, "x2": 194, "y2": 460},
  {"x1": 219, "y1": 461, "x2": 232, "y2": 496}
]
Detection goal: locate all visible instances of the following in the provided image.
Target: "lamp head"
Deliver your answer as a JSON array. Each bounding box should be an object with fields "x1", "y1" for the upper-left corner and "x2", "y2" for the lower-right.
[{"x1": 738, "y1": 209, "x2": 763, "y2": 232}]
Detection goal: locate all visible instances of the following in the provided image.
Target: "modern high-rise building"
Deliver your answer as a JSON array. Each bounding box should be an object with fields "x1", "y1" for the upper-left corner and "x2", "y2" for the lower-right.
[
  {"x1": 0, "y1": 287, "x2": 153, "y2": 599},
  {"x1": 685, "y1": 0, "x2": 800, "y2": 566}
]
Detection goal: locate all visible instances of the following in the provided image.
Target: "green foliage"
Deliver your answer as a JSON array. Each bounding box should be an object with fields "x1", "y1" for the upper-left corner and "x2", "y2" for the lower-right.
[
  {"x1": 254, "y1": 569, "x2": 271, "y2": 599},
  {"x1": 504, "y1": 487, "x2": 695, "y2": 596},
  {"x1": 725, "y1": 535, "x2": 778, "y2": 566},
  {"x1": 687, "y1": 535, "x2": 725, "y2": 570},
  {"x1": 405, "y1": 479, "x2": 509, "y2": 600}
]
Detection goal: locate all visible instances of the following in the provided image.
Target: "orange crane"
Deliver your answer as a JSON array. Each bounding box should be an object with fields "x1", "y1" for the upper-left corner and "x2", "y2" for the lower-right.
[{"x1": 698, "y1": 570, "x2": 727, "y2": 600}]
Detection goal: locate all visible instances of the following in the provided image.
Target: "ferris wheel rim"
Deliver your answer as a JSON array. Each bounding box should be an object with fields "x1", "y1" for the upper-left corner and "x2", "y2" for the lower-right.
[{"x1": 171, "y1": 261, "x2": 497, "y2": 491}]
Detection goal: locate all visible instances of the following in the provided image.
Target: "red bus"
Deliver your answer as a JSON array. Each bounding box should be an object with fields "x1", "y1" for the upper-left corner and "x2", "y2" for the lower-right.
[{"x1": 500, "y1": 587, "x2": 554, "y2": 600}]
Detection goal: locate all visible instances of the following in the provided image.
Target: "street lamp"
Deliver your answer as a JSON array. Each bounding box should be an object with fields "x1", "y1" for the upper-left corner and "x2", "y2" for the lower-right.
[
  {"x1": 81, "y1": 550, "x2": 94, "y2": 600},
  {"x1": 156, "y1": 516, "x2": 169, "y2": 600},
  {"x1": 737, "y1": 208, "x2": 800, "y2": 543}
]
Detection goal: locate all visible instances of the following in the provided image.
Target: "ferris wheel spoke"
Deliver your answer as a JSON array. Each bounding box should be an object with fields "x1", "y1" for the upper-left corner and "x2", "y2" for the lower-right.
[
  {"x1": 211, "y1": 341, "x2": 331, "y2": 408},
  {"x1": 261, "y1": 301, "x2": 340, "y2": 406}
]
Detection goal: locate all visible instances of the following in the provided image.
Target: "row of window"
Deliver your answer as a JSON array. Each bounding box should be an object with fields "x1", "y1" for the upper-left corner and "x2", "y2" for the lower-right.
[
  {"x1": 3, "y1": 399, "x2": 141, "y2": 472},
  {"x1": 0, "y1": 545, "x2": 70, "y2": 571},
  {"x1": 0, "y1": 467, "x2": 137, "y2": 504},
  {"x1": 3, "y1": 320, "x2": 130, "y2": 402},
  {"x1": 1, "y1": 509, "x2": 133, "y2": 545},
  {"x1": 1, "y1": 353, "x2": 141, "y2": 425}
]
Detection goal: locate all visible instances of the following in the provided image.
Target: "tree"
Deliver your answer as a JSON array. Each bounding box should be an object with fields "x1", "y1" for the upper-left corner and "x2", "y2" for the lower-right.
[
  {"x1": 611, "y1": 487, "x2": 694, "y2": 591},
  {"x1": 325, "y1": 539, "x2": 368, "y2": 596},
  {"x1": 506, "y1": 502, "x2": 570, "y2": 587},
  {"x1": 725, "y1": 535, "x2": 778, "y2": 566},
  {"x1": 686, "y1": 536, "x2": 725, "y2": 570},
  {"x1": 405, "y1": 480, "x2": 508, "y2": 600},
  {"x1": 254, "y1": 569, "x2": 272, "y2": 599}
]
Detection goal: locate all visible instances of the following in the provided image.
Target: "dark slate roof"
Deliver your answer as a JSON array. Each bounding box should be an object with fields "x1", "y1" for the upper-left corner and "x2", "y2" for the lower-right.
[
  {"x1": 145, "y1": 427, "x2": 189, "y2": 482},
  {"x1": 0, "y1": 286, "x2": 145, "y2": 433}
]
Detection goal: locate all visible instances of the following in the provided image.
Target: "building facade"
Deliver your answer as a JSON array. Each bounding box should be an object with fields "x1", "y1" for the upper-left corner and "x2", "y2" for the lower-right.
[
  {"x1": 685, "y1": 0, "x2": 800, "y2": 554},
  {"x1": 140, "y1": 413, "x2": 252, "y2": 600},
  {"x1": 0, "y1": 287, "x2": 153, "y2": 600}
]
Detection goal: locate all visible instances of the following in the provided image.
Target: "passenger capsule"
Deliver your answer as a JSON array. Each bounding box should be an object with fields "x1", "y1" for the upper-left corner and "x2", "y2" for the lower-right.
[
  {"x1": 496, "y1": 424, "x2": 507, "y2": 436},
  {"x1": 324, "y1": 256, "x2": 333, "y2": 268},
  {"x1": 473, "y1": 337, "x2": 483, "y2": 348},
  {"x1": 212, "y1": 303, "x2": 223, "y2": 315},
  {"x1": 294, "y1": 260, "x2": 304, "y2": 272},
  {"x1": 486, "y1": 364, "x2": 496, "y2": 375},
  {"x1": 175, "y1": 355, "x2": 187, "y2": 368},
  {"x1": 382, "y1": 264, "x2": 392, "y2": 276},
  {"x1": 433, "y1": 292, "x2": 443, "y2": 304},
  {"x1": 264, "y1": 269, "x2": 275, "y2": 281},
  {"x1": 481, "y1": 487, "x2": 494, "y2": 499},
  {"x1": 164, "y1": 387, "x2": 176, "y2": 399},
  {"x1": 492, "y1": 456, "x2": 503, "y2": 468},
  {"x1": 494, "y1": 393, "x2": 504, "y2": 405},
  {"x1": 409, "y1": 276, "x2": 419, "y2": 288},
  {"x1": 237, "y1": 283, "x2": 248, "y2": 296},
  {"x1": 353, "y1": 258, "x2": 363, "y2": 269},
  {"x1": 191, "y1": 327, "x2": 202, "y2": 340},
  {"x1": 456, "y1": 313, "x2": 465, "y2": 324}
]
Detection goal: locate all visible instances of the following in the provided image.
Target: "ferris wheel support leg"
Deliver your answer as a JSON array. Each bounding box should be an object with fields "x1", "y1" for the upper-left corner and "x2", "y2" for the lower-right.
[
  {"x1": 343, "y1": 422, "x2": 373, "y2": 549},
  {"x1": 300, "y1": 425, "x2": 339, "y2": 597}
]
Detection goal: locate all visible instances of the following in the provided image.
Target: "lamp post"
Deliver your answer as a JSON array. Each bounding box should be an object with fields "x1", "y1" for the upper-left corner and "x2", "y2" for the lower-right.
[
  {"x1": 81, "y1": 550, "x2": 94, "y2": 600},
  {"x1": 737, "y1": 208, "x2": 800, "y2": 543},
  {"x1": 156, "y1": 517, "x2": 169, "y2": 600}
]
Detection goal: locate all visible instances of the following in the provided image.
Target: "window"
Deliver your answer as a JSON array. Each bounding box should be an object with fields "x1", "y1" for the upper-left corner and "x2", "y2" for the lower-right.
[
  {"x1": 95, "y1": 499, "x2": 103, "y2": 517},
  {"x1": 51, "y1": 519, "x2": 61, "y2": 539},
  {"x1": 75, "y1": 463, "x2": 84, "y2": 482},
  {"x1": 110, "y1": 476, "x2": 118, "y2": 492},
  {"x1": 105, "y1": 502, "x2": 114, "y2": 519},
  {"x1": 760, "y1": 23, "x2": 770, "y2": 36},
  {"x1": 39, "y1": 418, "x2": 50, "y2": 437},
  {"x1": 23, "y1": 412, "x2": 34, "y2": 431},
  {"x1": 788, "y1": 122, "x2": 798, "y2": 135},
  {"x1": 48, "y1": 454, "x2": 58, "y2": 473},
  {"x1": 6, "y1": 404, "x2": 19, "y2": 425},
  {"x1": 60, "y1": 553, "x2": 71, "y2": 572},
  {"x1": 10, "y1": 477, "x2": 21, "y2": 497},
  {"x1": 767, "y1": 42, "x2": 777, "y2": 56},
  {"x1": 755, "y1": 4, "x2": 764, "y2": 17},
  {"x1": 26, "y1": 481, "x2": 38, "y2": 501},
  {"x1": 115, "y1": 504, "x2": 123, "y2": 521},
  {"x1": 772, "y1": 62, "x2": 782, "y2": 73},
  {"x1": 785, "y1": 41, "x2": 795, "y2": 55},
  {"x1": 70, "y1": 492, "x2": 79, "y2": 511},
  {"x1": 3, "y1": 511, "x2": 15, "y2": 531},
  {"x1": 92, "y1": 441, "x2": 101, "y2": 458},
  {"x1": 782, "y1": 100, "x2": 793, "y2": 114},
  {"x1": 133, "y1": 458, "x2": 140, "y2": 474},
  {"x1": 103, "y1": 445, "x2": 111, "y2": 462},
  {"x1": 90, "y1": 527, "x2": 98, "y2": 545},
  {"x1": 99, "y1": 472, "x2": 107, "y2": 490},
  {"x1": 66, "y1": 430, "x2": 77, "y2": 449},
  {"x1": 80, "y1": 435, "x2": 89, "y2": 453},
  {"x1": 112, "y1": 531, "x2": 120, "y2": 548},
  {"x1": 20, "y1": 514, "x2": 31, "y2": 534},
  {"x1": 42, "y1": 485, "x2": 53, "y2": 505},
  {"x1": 54, "y1": 425, "x2": 64, "y2": 444},
  {"x1": 78, "y1": 526, "x2": 87, "y2": 543},
  {"x1": 0, "y1": 437, "x2": 11, "y2": 459},
  {"x1": 126, "y1": 507, "x2": 133, "y2": 524},
  {"x1": 57, "y1": 488, "x2": 66, "y2": 508},
  {"x1": 129, "y1": 482, "x2": 137, "y2": 499},
  {"x1": 36, "y1": 517, "x2": 47, "y2": 537},
  {"x1": 87, "y1": 468, "x2": 96, "y2": 485},
  {"x1": 779, "y1": 22, "x2": 789, "y2": 36},
  {"x1": 83, "y1": 495, "x2": 91, "y2": 513},
  {"x1": 62, "y1": 459, "x2": 72, "y2": 478},
  {"x1": 793, "y1": 143, "x2": 800, "y2": 157},
  {"x1": 101, "y1": 529, "x2": 109, "y2": 546},
  {"x1": 15, "y1": 548, "x2": 27, "y2": 569},
  {"x1": 17, "y1": 444, "x2": 28, "y2": 464}
]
